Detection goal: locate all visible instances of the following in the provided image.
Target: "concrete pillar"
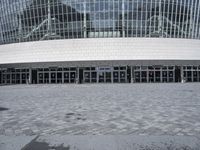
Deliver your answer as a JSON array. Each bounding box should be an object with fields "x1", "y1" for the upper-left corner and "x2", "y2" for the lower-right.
[
  {"x1": 10, "y1": 72, "x2": 12, "y2": 84},
  {"x1": 160, "y1": 68, "x2": 163, "y2": 83},
  {"x1": 191, "y1": 67, "x2": 194, "y2": 82},
  {"x1": 111, "y1": 66, "x2": 114, "y2": 83},
  {"x1": 62, "y1": 70, "x2": 64, "y2": 84},
  {"x1": 77, "y1": 67, "x2": 80, "y2": 84},
  {"x1": 37, "y1": 71, "x2": 39, "y2": 84},
  {"x1": 69, "y1": 71, "x2": 71, "y2": 83},
  {"x1": 49, "y1": 71, "x2": 51, "y2": 84},
  {"x1": 55, "y1": 71, "x2": 57, "y2": 84},
  {"x1": 130, "y1": 66, "x2": 133, "y2": 83},
  {"x1": 0, "y1": 68, "x2": 1, "y2": 85},
  {"x1": 139, "y1": 67, "x2": 141, "y2": 83},
  {"x1": 118, "y1": 70, "x2": 120, "y2": 83},
  {"x1": 167, "y1": 67, "x2": 169, "y2": 83},
  {"x1": 29, "y1": 68, "x2": 32, "y2": 84},
  {"x1": 181, "y1": 66, "x2": 184, "y2": 83},
  {"x1": 20, "y1": 70, "x2": 22, "y2": 84},
  {"x1": 147, "y1": 69, "x2": 149, "y2": 83},
  {"x1": 97, "y1": 68, "x2": 99, "y2": 83}
]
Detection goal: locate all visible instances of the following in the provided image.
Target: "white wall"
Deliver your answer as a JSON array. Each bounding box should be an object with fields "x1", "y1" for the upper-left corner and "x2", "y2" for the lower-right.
[{"x1": 0, "y1": 38, "x2": 200, "y2": 65}]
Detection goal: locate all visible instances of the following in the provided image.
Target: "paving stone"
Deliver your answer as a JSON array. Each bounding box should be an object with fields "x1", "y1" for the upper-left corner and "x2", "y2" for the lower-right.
[{"x1": 0, "y1": 84, "x2": 200, "y2": 136}]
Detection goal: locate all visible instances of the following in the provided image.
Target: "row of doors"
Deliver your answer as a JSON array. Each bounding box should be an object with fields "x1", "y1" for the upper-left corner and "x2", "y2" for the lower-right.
[
  {"x1": 34, "y1": 70, "x2": 76, "y2": 84},
  {"x1": 83, "y1": 70, "x2": 127, "y2": 83}
]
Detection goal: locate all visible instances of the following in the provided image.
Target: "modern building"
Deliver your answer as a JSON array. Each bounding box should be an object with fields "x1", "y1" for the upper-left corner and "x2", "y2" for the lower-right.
[{"x1": 0, "y1": 0, "x2": 200, "y2": 84}]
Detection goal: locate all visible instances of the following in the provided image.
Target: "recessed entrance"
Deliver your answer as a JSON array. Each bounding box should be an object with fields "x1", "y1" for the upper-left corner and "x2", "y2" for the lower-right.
[{"x1": 1, "y1": 65, "x2": 200, "y2": 84}]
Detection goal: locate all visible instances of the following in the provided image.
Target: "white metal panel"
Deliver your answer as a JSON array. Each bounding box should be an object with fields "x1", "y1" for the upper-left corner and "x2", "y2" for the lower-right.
[{"x1": 0, "y1": 38, "x2": 200, "y2": 65}]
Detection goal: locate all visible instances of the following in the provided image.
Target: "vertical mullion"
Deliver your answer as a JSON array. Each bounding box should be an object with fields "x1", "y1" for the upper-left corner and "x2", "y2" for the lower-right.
[
  {"x1": 0, "y1": 2, "x2": 4, "y2": 44},
  {"x1": 188, "y1": 0, "x2": 194, "y2": 38},
  {"x1": 126, "y1": 1, "x2": 129, "y2": 37},
  {"x1": 195, "y1": 1, "x2": 200, "y2": 39},
  {"x1": 103, "y1": 0, "x2": 106, "y2": 38},
  {"x1": 136, "y1": 0, "x2": 138, "y2": 37},
  {"x1": 70, "y1": 0, "x2": 74, "y2": 38},
  {"x1": 192, "y1": 0, "x2": 197, "y2": 39},
  {"x1": 184, "y1": 0, "x2": 190, "y2": 38},
  {"x1": 173, "y1": 0, "x2": 178, "y2": 38},
  {"x1": 181, "y1": 0, "x2": 186, "y2": 38},
  {"x1": 61, "y1": 0, "x2": 65, "y2": 39},
  {"x1": 170, "y1": 0, "x2": 175, "y2": 38},
  {"x1": 4, "y1": 0, "x2": 9, "y2": 43},
  {"x1": 166, "y1": 0, "x2": 170, "y2": 37},
  {"x1": 145, "y1": 0, "x2": 148, "y2": 37},
  {"x1": 149, "y1": 0, "x2": 153, "y2": 37},
  {"x1": 112, "y1": 0, "x2": 115, "y2": 37},
  {"x1": 99, "y1": 0, "x2": 101, "y2": 38},
  {"x1": 153, "y1": 0, "x2": 157, "y2": 34},
  {"x1": 162, "y1": 0, "x2": 166, "y2": 37},
  {"x1": 141, "y1": 0, "x2": 144, "y2": 37},
  {"x1": 12, "y1": 2, "x2": 17, "y2": 43},
  {"x1": 131, "y1": 1, "x2": 134, "y2": 37},
  {"x1": 58, "y1": 0, "x2": 61, "y2": 39},
  {"x1": 75, "y1": 1, "x2": 78, "y2": 38},
  {"x1": 177, "y1": 0, "x2": 182, "y2": 38}
]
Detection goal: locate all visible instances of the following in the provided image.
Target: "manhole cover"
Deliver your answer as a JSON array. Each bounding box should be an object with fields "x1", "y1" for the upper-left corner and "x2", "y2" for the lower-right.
[{"x1": 0, "y1": 107, "x2": 9, "y2": 111}]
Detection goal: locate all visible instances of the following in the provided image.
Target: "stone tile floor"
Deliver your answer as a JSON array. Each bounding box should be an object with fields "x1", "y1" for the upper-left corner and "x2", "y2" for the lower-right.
[{"x1": 0, "y1": 83, "x2": 200, "y2": 137}]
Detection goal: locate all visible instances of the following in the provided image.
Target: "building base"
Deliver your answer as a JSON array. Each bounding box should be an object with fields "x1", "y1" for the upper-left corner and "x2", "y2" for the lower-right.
[{"x1": 1, "y1": 65, "x2": 200, "y2": 85}]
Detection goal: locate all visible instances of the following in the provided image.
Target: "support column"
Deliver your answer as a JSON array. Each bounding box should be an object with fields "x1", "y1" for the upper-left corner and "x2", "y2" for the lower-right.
[
  {"x1": 90, "y1": 70, "x2": 92, "y2": 83},
  {"x1": 77, "y1": 67, "x2": 80, "y2": 84},
  {"x1": 29, "y1": 68, "x2": 32, "y2": 84},
  {"x1": 111, "y1": 66, "x2": 114, "y2": 83},
  {"x1": 10, "y1": 71, "x2": 12, "y2": 84},
  {"x1": 191, "y1": 68, "x2": 194, "y2": 82},
  {"x1": 55, "y1": 71, "x2": 57, "y2": 84},
  {"x1": 118, "y1": 70, "x2": 120, "y2": 83},
  {"x1": 20, "y1": 70, "x2": 22, "y2": 84},
  {"x1": 140, "y1": 67, "x2": 142, "y2": 83},
  {"x1": 167, "y1": 67, "x2": 169, "y2": 83},
  {"x1": 173, "y1": 68, "x2": 175, "y2": 82},
  {"x1": 62, "y1": 70, "x2": 64, "y2": 84},
  {"x1": 147, "y1": 69, "x2": 149, "y2": 83},
  {"x1": 131, "y1": 66, "x2": 133, "y2": 83},
  {"x1": 97, "y1": 67, "x2": 99, "y2": 83},
  {"x1": 37, "y1": 71, "x2": 39, "y2": 84},
  {"x1": 0, "y1": 69, "x2": 1, "y2": 85},
  {"x1": 181, "y1": 66, "x2": 184, "y2": 83},
  {"x1": 49, "y1": 71, "x2": 51, "y2": 84},
  {"x1": 160, "y1": 68, "x2": 163, "y2": 83},
  {"x1": 69, "y1": 71, "x2": 71, "y2": 83}
]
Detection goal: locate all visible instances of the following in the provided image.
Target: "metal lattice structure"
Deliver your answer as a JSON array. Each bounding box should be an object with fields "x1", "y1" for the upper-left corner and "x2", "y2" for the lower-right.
[{"x1": 0, "y1": 0, "x2": 200, "y2": 45}]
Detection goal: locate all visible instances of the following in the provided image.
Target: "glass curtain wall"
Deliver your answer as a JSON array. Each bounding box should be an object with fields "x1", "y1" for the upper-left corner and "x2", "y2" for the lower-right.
[{"x1": 0, "y1": 0, "x2": 199, "y2": 45}]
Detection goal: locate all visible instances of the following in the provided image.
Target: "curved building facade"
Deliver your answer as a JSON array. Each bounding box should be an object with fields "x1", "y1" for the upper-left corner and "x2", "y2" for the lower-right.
[{"x1": 0, "y1": 0, "x2": 200, "y2": 84}]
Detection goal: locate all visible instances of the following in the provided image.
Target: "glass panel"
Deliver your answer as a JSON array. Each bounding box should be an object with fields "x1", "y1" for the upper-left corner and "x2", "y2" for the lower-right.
[{"x1": 0, "y1": 0, "x2": 199, "y2": 45}]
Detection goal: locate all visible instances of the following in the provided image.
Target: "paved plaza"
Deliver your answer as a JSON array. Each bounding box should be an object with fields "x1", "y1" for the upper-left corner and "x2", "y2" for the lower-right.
[{"x1": 0, "y1": 83, "x2": 200, "y2": 137}]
